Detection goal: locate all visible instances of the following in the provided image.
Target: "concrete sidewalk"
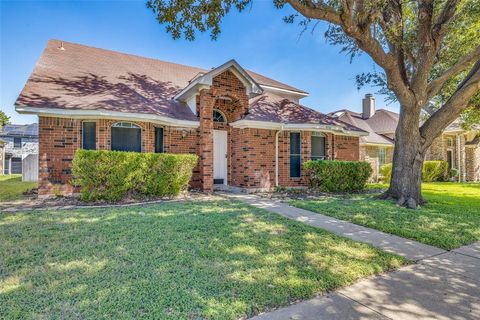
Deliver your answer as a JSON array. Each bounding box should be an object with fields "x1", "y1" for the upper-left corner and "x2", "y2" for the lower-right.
[{"x1": 222, "y1": 193, "x2": 480, "y2": 320}]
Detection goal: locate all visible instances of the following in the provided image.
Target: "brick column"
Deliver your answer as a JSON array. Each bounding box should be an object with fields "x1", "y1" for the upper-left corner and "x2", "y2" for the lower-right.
[{"x1": 198, "y1": 89, "x2": 214, "y2": 192}]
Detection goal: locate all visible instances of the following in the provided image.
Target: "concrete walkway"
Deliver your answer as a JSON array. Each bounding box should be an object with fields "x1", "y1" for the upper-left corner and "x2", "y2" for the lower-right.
[{"x1": 222, "y1": 193, "x2": 480, "y2": 320}]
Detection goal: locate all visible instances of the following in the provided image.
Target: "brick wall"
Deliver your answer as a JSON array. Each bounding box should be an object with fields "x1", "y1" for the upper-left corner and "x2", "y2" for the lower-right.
[
  {"x1": 360, "y1": 145, "x2": 394, "y2": 181},
  {"x1": 38, "y1": 117, "x2": 81, "y2": 196}
]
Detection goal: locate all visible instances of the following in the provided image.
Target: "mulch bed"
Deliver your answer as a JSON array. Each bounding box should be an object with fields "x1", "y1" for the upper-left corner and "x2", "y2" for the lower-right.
[{"x1": 0, "y1": 190, "x2": 222, "y2": 212}]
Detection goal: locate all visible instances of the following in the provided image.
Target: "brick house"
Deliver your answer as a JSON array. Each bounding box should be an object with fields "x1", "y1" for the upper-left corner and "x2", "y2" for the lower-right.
[
  {"x1": 15, "y1": 40, "x2": 367, "y2": 196},
  {"x1": 331, "y1": 94, "x2": 480, "y2": 182}
]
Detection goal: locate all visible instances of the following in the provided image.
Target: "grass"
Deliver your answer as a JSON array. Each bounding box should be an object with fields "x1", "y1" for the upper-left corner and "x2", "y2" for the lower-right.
[
  {"x1": 0, "y1": 175, "x2": 37, "y2": 202},
  {"x1": 0, "y1": 200, "x2": 406, "y2": 319},
  {"x1": 290, "y1": 183, "x2": 480, "y2": 250}
]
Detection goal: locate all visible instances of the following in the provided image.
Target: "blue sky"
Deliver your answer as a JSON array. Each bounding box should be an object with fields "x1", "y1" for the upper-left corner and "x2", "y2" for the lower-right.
[{"x1": 0, "y1": 0, "x2": 398, "y2": 125}]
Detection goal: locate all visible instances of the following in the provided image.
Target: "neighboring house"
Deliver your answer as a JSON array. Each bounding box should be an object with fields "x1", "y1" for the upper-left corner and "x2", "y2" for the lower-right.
[
  {"x1": 15, "y1": 40, "x2": 367, "y2": 196},
  {"x1": 0, "y1": 123, "x2": 39, "y2": 175},
  {"x1": 425, "y1": 120, "x2": 480, "y2": 182},
  {"x1": 330, "y1": 94, "x2": 480, "y2": 182},
  {"x1": 330, "y1": 94, "x2": 396, "y2": 181}
]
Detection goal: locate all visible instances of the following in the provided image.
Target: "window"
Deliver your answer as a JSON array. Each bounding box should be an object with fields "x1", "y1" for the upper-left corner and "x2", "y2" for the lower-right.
[
  {"x1": 111, "y1": 122, "x2": 141, "y2": 152},
  {"x1": 13, "y1": 137, "x2": 21, "y2": 149},
  {"x1": 155, "y1": 127, "x2": 164, "y2": 153},
  {"x1": 378, "y1": 147, "x2": 386, "y2": 168},
  {"x1": 290, "y1": 132, "x2": 301, "y2": 178},
  {"x1": 311, "y1": 133, "x2": 326, "y2": 160},
  {"x1": 447, "y1": 150, "x2": 453, "y2": 170},
  {"x1": 213, "y1": 109, "x2": 226, "y2": 123},
  {"x1": 82, "y1": 122, "x2": 96, "y2": 150},
  {"x1": 446, "y1": 137, "x2": 453, "y2": 147}
]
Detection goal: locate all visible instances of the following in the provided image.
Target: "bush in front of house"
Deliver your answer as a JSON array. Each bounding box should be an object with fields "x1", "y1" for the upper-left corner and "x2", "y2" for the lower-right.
[
  {"x1": 422, "y1": 161, "x2": 449, "y2": 182},
  {"x1": 380, "y1": 160, "x2": 449, "y2": 183},
  {"x1": 72, "y1": 150, "x2": 198, "y2": 202},
  {"x1": 304, "y1": 160, "x2": 373, "y2": 192}
]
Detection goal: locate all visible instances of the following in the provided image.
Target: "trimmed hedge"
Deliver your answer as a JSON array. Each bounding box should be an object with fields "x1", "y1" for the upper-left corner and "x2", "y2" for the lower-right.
[
  {"x1": 304, "y1": 160, "x2": 373, "y2": 192},
  {"x1": 72, "y1": 150, "x2": 198, "y2": 202},
  {"x1": 380, "y1": 160, "x2": 448, "y2": 183}
]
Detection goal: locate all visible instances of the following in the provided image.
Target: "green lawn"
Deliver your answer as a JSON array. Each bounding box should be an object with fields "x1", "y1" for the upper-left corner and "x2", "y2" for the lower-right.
[
  {"x1": 0, "y1": 200, "x2": 406, "y2": 319},
  {"x1": 290, "y1": 183, "x2": 480, "y2": 250},
  {"x1": 0, "y1": 174, "x2": 37, "y2": 202}
]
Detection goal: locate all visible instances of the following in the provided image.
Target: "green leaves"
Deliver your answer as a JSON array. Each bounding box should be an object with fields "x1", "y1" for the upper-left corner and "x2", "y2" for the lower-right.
[
  {"x1": 72, "y1": 150, "x2": 198, "y2": 202},
  {"x1": 380, "y1": 160, "x2": 449, "y2": 183},
  {"x1": 147, "y1": 0, "x2": 253, "y2": 40},
  {"x1": 304, "y1": 160, "x2": 373, "y2": 192}
]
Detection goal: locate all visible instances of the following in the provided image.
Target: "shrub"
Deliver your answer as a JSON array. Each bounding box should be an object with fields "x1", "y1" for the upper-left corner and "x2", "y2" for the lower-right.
[
  {"x1": 304, "y1": 160, "x2": 372, "y2": 192},
  {"x1": 423, "y1": 161, "x2": 448, "y2": 182},
  {"x1": 379, "y1": 163, "x2": 393, "y2": 183},
  {"x1": 72, "y1": 150, "x2": 198, "y2": 202},
  {"x1": 379, "y1": 160, "x2": 448, "y2": 183}
]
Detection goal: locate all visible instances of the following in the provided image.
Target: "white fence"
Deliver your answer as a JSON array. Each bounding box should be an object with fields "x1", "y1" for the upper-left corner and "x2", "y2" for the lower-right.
[{"x1": 22, "y1": 154, "x2": 38, "y2": 182}]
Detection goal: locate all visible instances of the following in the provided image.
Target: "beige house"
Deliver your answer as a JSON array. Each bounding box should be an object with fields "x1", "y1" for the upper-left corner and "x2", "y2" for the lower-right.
[
  {"x1": 331, "y1": 94, "x2": 480, "y2": 182},
  {"x1": 426, "y1": 121, "x2": 480, "y2": 182}
]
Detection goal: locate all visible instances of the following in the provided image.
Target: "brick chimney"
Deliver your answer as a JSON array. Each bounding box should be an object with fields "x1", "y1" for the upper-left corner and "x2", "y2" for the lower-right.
[{"x1": 362, "y1": 93, "x2": 375, "y2": 119}]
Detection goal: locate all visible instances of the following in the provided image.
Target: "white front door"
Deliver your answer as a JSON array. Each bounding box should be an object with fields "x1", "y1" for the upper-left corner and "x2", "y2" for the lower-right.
[{"x1": 213, "y1": 130, "x2": 228, "y2": 185}]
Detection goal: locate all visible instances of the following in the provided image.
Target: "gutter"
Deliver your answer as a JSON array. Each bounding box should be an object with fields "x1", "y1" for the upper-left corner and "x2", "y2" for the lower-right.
[
  {"x1": 275, "y1": 126, "x2": 284, "y2": 187},
  {"x1": 15, "y1": 106, "x2": 200, "y2": 129}
]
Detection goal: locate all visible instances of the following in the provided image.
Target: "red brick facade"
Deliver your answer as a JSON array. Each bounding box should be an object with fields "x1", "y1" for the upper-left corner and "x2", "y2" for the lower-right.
[{"x1": 37, "y1": 70, "x2": 361, "y2": 196}]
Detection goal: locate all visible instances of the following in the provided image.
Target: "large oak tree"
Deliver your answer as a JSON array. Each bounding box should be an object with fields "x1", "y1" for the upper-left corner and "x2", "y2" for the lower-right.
[{"x1": 147, "y1": 0, "x2": 480, "y2": 208}]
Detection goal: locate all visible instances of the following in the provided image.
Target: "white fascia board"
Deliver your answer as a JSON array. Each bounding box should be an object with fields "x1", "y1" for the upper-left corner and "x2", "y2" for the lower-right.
[
  {"x1": 230, "y1": 120, "x2": 368, "y2": 136},
  {"x1": 361, "y1": 142, "x2": 395, "y2": 147},
  {"x1": 174, "y1": 60, "x2": 263, "y2": 102},
  {"x1": 16, "y1": 106, "x2": 200, "y2": 128},
  {"x1": 260, "y1": 85, "x2": 309, "y2": 98}
]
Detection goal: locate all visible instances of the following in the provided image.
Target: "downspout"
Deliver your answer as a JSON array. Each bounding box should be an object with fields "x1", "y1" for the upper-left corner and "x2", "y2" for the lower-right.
[
  {"x1": 275, "y1": 126, "x2": 284, "y2": 187},
  {"x1": 456, "y1": 134, "x2": 462, "y2": 182}
]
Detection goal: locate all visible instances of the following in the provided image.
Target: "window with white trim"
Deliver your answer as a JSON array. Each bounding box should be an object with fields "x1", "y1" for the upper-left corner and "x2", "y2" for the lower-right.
[
  {"x1": 311, "y1": 132, "x2": 326, "y2": 160},
  {"x1": 378, "y1": 147, "x2": 386, "y2": 168}
]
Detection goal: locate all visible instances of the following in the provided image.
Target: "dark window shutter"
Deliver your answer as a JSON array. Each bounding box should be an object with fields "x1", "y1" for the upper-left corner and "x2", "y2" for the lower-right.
[
  {"x1": 290, "y1": 132, "x2": 301, "y2": 178},
  {"x1": 82, "y1": 122, "x2": 96, "y2": 150},
  {"x1": 111, "y1": 127, "x2": 141, "y2": 152},
  {"x1": 155, "y1": 127, "x2": 164, "y2": 153}
]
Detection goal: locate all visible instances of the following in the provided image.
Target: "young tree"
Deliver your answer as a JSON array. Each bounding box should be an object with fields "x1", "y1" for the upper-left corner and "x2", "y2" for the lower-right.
[
  {"x1": 0, "y1": 110, "x2": 10, "y2": 128},
  {"x1": 147, "y1": 0, "x2": 480, "y2": 208}
]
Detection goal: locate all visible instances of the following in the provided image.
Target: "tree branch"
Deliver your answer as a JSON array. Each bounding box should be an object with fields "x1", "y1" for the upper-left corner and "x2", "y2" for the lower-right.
[
  {"x1": 432, "y1": 0, "x2": 459, "y2": 43},
  {"x1": 286, "y1": 0, "x2": 342, "y2": 25},
  {"x1": 426, "y1": 45, "x2": 480, "y2": 100},
  {"x1": 420, "y1": 60, "x2": 480, "y2": 147}
]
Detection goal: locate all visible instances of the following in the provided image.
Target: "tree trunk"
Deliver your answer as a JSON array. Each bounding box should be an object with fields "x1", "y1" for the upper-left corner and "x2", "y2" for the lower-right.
[{"x1": 384, "y1": 106, "x2": 426, "y2": 209}]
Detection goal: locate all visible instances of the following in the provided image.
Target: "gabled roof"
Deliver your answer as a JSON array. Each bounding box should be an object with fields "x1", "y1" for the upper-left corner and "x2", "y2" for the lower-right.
[
  {"x1": 174, "y1": 59, "x2": 263, "y2": 102},
  {"x1": 15, "y1": 40, "x2": 307, "y2": 126},
  {"x1": 0, "y1": 123, "x2": 38, "y2": 137},
  {"x1": 330, "y1": 110, "x2": 394, "y2": 145}
]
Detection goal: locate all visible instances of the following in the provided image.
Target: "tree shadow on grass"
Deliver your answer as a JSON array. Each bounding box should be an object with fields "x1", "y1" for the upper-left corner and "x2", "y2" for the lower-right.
[{"x1": 1, "y1": 200, "x2": 406, "y2": 319}]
